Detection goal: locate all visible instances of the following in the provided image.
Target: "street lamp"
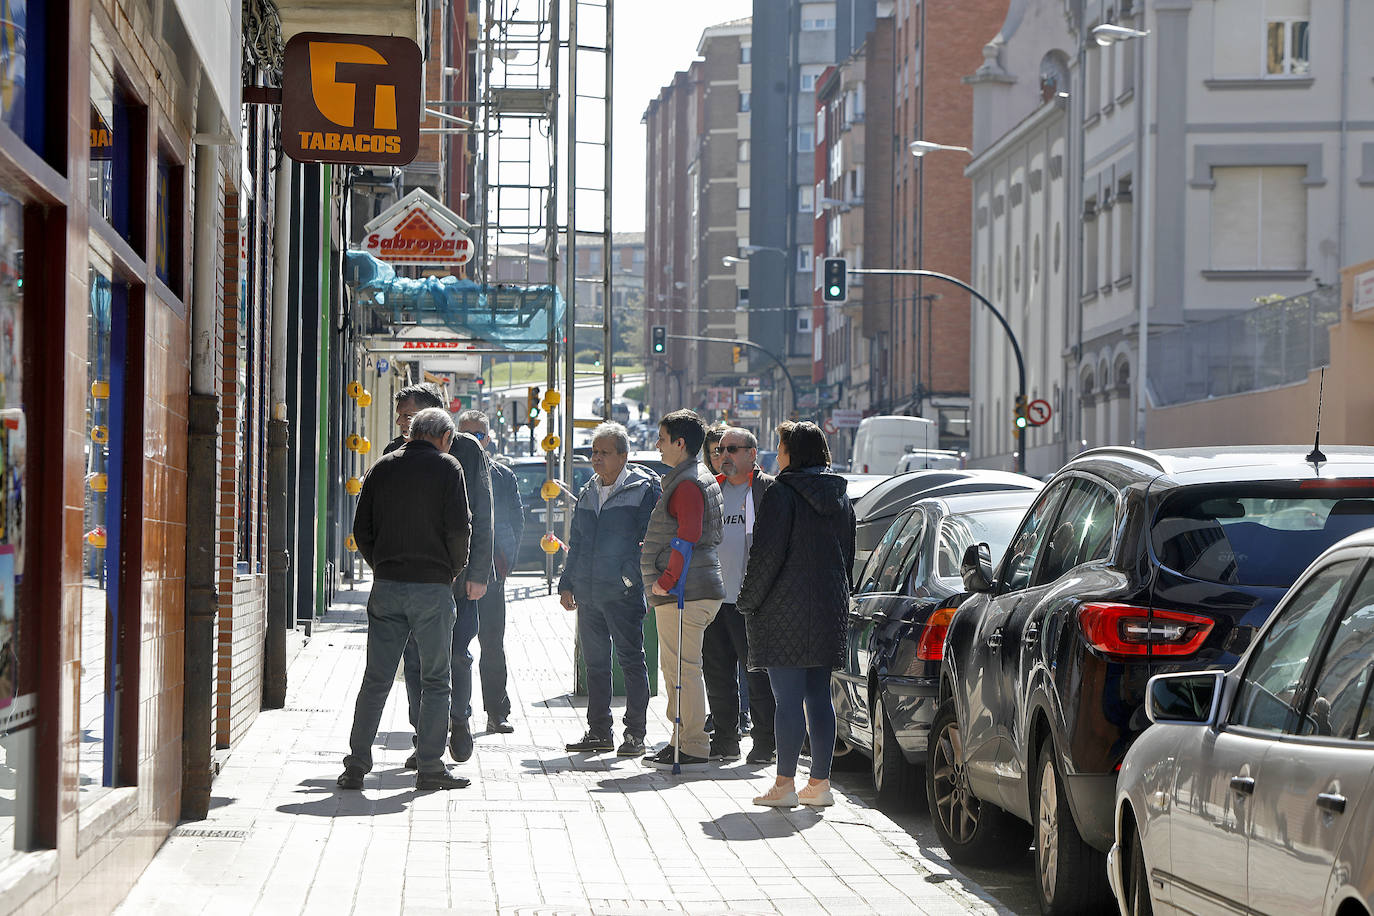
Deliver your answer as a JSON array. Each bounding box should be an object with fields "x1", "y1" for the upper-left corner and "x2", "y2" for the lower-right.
[
  {"x1": 1091, "y1": 21, "x2": 1151, "y2": 447},
  {"x1": 908, "y1": 140, "x2": 972, "y2": 158}
]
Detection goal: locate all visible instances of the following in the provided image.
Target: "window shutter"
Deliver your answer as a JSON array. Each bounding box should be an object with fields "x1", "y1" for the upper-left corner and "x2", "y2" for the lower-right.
[
  {"x1": 1259, "y1": 165, "x2": 1306, "y2": 269},
  {"x1": 1211, "y1": 167, "x2": 1261, "y2": 269}
]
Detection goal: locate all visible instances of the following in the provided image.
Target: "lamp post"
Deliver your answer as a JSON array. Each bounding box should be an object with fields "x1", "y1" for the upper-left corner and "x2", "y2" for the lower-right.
[{"x1": 1091, "y1": 21, "x2": 1151, "y2": 447}]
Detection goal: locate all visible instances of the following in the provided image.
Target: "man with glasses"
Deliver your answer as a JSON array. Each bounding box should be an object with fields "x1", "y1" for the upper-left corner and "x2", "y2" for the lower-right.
[
  {"x1": 456, "y1": 410, "x2": 523, "y2": 734},
  {"x1": 559, "y1": 423, "x2": 661, "y2": 757},
  {"x1": 384, "y1": 385, "x2": 494, "y2": 767},
  {"x1": 703, "y1": 427, "x2": 777, "y2": 764}
]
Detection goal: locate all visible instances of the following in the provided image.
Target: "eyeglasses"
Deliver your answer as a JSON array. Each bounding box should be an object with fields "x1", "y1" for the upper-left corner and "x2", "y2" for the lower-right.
[
  {"x1": 466, "y1": 430, "x2": 487, "y2": 441},
  {"x1": 713, "y1": 444, "x2": 752, "y2": 455}
]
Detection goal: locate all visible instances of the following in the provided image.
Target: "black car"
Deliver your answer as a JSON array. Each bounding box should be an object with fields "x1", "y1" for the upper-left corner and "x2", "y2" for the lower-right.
[
  {"x1": 929, "y1": 446, "x2": 1374, "y2": 914},
  {"x1": 505, "y1": 455, "x2": 594, "y2": 569},
  {"x1": 832, "y1": 489, "x2": 1040, "y2": 804},
  {"x1": 852, "y1": 469, "x2": 1041, "y2": 577}
]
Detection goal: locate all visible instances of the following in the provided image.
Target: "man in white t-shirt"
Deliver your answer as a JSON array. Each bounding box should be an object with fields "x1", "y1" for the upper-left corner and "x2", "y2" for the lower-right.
[{"x1": 702, "y1": 427, "x2": 777, "y2": 764}]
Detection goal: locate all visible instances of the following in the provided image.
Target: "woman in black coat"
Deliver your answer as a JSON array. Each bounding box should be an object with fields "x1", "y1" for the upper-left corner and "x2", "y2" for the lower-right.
[{"x1": 735, "y1": 421, "x2": 856, "y2": 807}]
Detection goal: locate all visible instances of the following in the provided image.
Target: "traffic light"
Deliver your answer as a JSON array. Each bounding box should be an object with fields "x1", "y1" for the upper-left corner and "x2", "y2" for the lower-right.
[
  {"x1": 732, "y1": 345, "x2": 742, "y2": 364},
  {"x1": 527, "y1": 386, "x2": 541, "y2": 424},
  {"x1": 1014, "y1": 395, "x2": 1028, "y2": 430},
  {"x1": 823, "y1": 257, "x2": 848, "y2": 302},
  {"x1": 651, "y1": 325, "x2": 667, "y2": 354}
]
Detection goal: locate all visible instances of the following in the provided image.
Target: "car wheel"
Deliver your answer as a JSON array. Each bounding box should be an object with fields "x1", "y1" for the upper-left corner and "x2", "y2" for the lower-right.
[
  {"x1": 926, "y1": 699, "x2": 1026, "y2": 864},
  {"x1": 1033, "y1": 737, "x2": 1114, "y2": 914},
  {"x1": 1122, "y1": 820, "x2": 1154, "y2": 916},
  {"x1": 871, "y1": 689, "x2": 917, "y2": 806}
]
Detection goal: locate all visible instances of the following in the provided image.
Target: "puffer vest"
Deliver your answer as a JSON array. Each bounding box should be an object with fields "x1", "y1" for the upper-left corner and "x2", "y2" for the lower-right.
[{"x1": 640, "y1": 457, "x2": 725, "y2": 606}]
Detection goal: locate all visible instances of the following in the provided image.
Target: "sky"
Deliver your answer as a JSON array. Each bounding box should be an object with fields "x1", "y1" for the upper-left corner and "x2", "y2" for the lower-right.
[{"x1": 612, "y1": 1, "x2": 753, "y2": 233}]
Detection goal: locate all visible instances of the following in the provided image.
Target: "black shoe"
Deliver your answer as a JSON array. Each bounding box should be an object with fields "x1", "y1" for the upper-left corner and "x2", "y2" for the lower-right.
[
  {"x1": 704, "y1": 713, "x2": 716, "y2": 734},
  {"x1": 566, "y1": 731, "x2": 615, "y2": 753},
  {"x1": 416, "y1": 769, "x2": 471, "y2": 791},
  {"x1": 643, "y1": 745, "x2": 709, "y2": 769},
  {"x1": 336, "y1": 767, "x2": 364, "y2": 790},
  {"x1": 449, "y1": 724, "x2": 474, "y2": 763},
  {"x1": 710, "y1": 738, "x2": 741, "y2": 761},
  {"x1": 746, "y1": 743, "x2": 777, "y2": 765},
  {"x1": 617, "y1": 735, "x2": 646, "y2": 757},
  {"x1": 487, "y1": 717, "x2": 515, "y2": 734},
  {"x1": 403, "y1": 753, "x2": 418, "y2": 770}
]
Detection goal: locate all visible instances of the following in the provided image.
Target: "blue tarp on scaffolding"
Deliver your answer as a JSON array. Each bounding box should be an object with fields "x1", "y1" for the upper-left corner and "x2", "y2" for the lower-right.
[{"x1": 345, "y1": 250, "x2": 562, "y2": 352}]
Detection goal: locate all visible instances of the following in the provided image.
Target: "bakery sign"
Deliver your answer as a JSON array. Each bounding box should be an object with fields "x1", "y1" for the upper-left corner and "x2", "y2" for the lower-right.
[{"x1": 363, "y1": 189, "x2": 474, "y2": 266}]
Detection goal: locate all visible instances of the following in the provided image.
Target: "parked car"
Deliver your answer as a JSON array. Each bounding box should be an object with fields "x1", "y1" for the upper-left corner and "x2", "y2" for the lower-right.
[
  {"x1": 508, "y1": 455, "x2": 594, "y2": 569},
  {"x1": 852, "y1": 469, "x2": 1041, "y2": 577},
  {"x1": 894, "y1": 449, "x2": 965, "y2": 473},
  {"x1": 626, "y1": 451, "x2": 670, "y2": 478},
  {"x1": 929, "y1": 446, "x2": 1374, "y2": 914},
  {"x1": 1110, "y1": 526, "x2": 1374, "y2": 916},
  {"x1": 840, "y1": 473, "x2": 890, "y2": 506},
  {"x1": 833, "y1": 489, "x2": 1041, "y2": 804},
  {"x1": 851, "y1": 415, "x2": 939, "y2": 474}
]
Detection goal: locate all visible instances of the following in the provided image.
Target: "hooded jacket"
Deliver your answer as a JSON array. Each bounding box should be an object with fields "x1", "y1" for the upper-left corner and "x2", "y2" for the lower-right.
[
  {"x1": 735, "y1": 466, "x2": 856, "y2": 670},
  {"x1": 558, "y1": 462, "x2": 662, "y2": 602}
]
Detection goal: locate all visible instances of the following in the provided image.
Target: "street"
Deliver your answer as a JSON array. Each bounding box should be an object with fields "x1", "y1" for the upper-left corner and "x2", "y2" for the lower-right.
[{"x1": 116, "y1": 575, "x2": 1037, "y2": 916}]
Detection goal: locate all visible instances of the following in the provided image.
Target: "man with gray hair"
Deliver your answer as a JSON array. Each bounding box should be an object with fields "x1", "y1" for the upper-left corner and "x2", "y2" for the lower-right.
[
  {"x1": 341, "y1": 407, "x2": 472, "y2": 791},
  {"x1": 558, "y1": 422, "x2": 662, "y2": 756}
]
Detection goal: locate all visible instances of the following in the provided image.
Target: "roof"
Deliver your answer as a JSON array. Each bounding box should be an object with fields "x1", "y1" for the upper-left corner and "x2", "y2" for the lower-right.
[
  {"x1": 917, "y1": 488, "x2": 1041, "y2": 517},
  {"x1": 1069, "y1": 445, "x2": 1374, "y2": 486}
]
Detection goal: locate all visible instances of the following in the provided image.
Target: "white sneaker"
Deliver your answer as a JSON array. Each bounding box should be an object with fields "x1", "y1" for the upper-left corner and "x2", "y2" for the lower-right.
[
  {"x1": 798, "y1": 780, "x2": 834, "y2": 807},
  {"x1": 753, "y1": 782, "x2": 798, "y2": 807}
]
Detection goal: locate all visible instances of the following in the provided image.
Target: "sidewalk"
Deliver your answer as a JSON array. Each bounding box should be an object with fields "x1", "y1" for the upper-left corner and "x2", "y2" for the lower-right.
[{"x1": 116, "y1": 577, "x2": 1009, "y2": 916}]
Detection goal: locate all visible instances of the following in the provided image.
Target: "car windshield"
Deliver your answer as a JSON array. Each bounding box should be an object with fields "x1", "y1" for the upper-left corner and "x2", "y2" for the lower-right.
[
  {"x1": 935, "y1": 508, "x2": 1028, "y2": 581},
  {"x1": 511, "y1": 463, "x2": 594, "y2": 507},
  {"x1": 1151, "y1": 484, "x2": 1374, "y2": 587}
]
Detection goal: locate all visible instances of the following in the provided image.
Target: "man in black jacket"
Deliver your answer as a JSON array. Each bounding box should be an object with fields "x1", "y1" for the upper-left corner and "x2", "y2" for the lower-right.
[
  {"x1": 457, "y1": 409, "x2": 524, "y2": 733},
  {"x1": 383, "y1": 385, "x2": 493, "y2": 765},
  {"x1": 341, "y1": 407, "x2": 471, "y2": 791}
]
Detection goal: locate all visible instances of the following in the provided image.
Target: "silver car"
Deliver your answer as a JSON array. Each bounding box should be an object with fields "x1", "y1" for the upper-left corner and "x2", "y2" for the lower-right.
[{"x1": 1109, "y1": 526, "x2": 1374, "y2": 916}]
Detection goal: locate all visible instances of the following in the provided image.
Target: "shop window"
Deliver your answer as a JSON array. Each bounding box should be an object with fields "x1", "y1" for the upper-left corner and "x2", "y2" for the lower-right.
[
  {"x1": 155, "y1": 145, "x2": 183, "y2": 292},
  {"x1": 0, "y1": 189, "x2": 27, "y2": 864},
  {"x1": 91, "y1": 50, "x2": 146, "y2": 252},
  {"x1": 80, "y1": 252, "x2": 133, "y2": 805}
]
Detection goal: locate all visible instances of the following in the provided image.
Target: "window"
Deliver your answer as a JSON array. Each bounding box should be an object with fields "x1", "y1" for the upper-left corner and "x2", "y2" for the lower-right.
[
  {"x1": 90, "y1": 55, "x2": 144, "y2": 251},
  {"x1": 1000, "y1": 483, "x2": 1068, "y2": 592},
  {"x1": 737, "y1": 187, "x2": 750, "y2": 210},
  {"x1": 737, "y1": 139, "x2": 750, "y2": 162},
  {"x1": 798, "y1": 186, "x2": 814, "y2": 213},
  {"x1": 1210, "y1": 166, "x2": 1306, "y2": 270},
  {"x1": 1083, "y1": 201, "x2": 1099, "y2": 291},
  {"x1": 1085, "y1": 45, "x2": 1102, "y2": 114},
  {"x1": 797, "y1": 127, "x2": 814, "y2": 152},
  {"x1": 1301, "y1": 567, "x2": 1374, "y2": 739},
  {"x1": 800, "y1": 70, "x2": 821, "y2": 93},
  {"x1": 797, "y1": 244, "x2": 813, "y2": 272},
  {"x1": 155, "y1": 145, "x2": 183, "y2": 290},
  {"x1": 738, "y1": 91, "x2": 751, "y2": 112},
  {"x1": 740, "y1": 43, "x2": 752, "y2": 64},
  {"x1": 738, "y1": 287, "x2": 749, "y2": 304},
  {"x1": 1231, "y1": 560, "x2": 1358, "y2": 733},
  {"x1": 935, "y1": 509, "x2": 1029, "y2": 582},
  {"x1": 801, "y1": 17, "x2": 837, "y2": 31},
  {"x1": 1265, "y1": 16, "x2": 1310, "y2": 76},
  {"x1": 3, "y1": 0, "x2": 50, "y2": 157},
  {"x1": 1035, "y1": 479, "x2": 1117, "y2": 584},
  {"x1": 858, "y1": 509, "x2": 919, "y2": 594},
  {"x1": 1117, "y1": 179, "x2": 1134, "y2": 280}
]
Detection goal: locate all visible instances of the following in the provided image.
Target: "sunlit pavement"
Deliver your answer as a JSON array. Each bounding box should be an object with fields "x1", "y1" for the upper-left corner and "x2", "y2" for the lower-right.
[{"x1": 116, "y1": 574, "x2": 1015, "y2": 915}]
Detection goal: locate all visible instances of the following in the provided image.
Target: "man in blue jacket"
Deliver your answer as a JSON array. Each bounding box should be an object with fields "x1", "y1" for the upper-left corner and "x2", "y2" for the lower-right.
[{"x1": 558, "y1": 422, "x2": 661, "y2": 757}]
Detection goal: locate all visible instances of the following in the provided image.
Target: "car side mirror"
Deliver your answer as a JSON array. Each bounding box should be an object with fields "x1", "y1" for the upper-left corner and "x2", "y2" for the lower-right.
[
  {"x1": 960, "y1": 543, "x2": 996, "y2": 594},
  {"x1": 1146, "y1": 670, "x2": 1225, "y2": 726}
]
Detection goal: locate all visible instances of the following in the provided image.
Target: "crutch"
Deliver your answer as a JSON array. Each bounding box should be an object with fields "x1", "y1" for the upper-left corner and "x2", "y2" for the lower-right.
[{"x1": 667, "y1": 536, "x2": 695, "y2": 775}]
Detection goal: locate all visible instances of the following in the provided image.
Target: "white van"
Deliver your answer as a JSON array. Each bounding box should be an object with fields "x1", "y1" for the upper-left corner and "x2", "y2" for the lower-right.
[{"x1": 850, "y1": 415, "x2": 939, "y2": 474}]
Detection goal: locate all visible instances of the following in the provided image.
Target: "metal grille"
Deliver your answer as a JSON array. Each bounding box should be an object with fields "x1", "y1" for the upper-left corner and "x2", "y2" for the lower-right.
[{"x1": 1149, "y1": 287, "x2": 1340, "y2": 407}]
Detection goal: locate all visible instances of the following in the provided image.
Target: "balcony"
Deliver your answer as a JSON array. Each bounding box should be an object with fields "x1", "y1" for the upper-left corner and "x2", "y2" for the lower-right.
[{"x1": 275, "y1": 0, "x2": 427, "y2": 47}]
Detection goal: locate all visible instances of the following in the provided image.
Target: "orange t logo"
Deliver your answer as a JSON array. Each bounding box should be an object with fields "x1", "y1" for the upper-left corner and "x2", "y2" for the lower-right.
[{"x1": 308, "y1": 42, "x2": 398, "y2": 130}]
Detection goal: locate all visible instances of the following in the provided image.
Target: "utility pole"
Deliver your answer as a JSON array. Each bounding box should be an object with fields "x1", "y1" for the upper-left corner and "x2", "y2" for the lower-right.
[{"x1": 666, "y1": 333, "x2": 800, "y2": 421}]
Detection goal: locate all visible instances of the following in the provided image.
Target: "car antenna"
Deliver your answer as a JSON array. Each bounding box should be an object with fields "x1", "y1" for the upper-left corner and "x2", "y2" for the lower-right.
[{"x1": 1305, "y1": 367, "x2": 1327, "y2": 467}]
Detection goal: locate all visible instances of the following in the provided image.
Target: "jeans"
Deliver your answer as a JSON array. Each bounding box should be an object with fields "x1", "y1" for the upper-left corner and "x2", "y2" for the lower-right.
[
  {"x1": 578, "y1": 588, "x2": 650, "y2": 740},
  {"x1": 345, "y1": 579, "x2": 456, "y2": 776},
  {"x1": 404, "y1": 588, "x2": 478, "y2": 732},
  {"x1": 768, "y1": 665, "x2": 836, "y2": 780},
  {"x1": 702, "y1": 603, "x2": 774, "y2": 747}
]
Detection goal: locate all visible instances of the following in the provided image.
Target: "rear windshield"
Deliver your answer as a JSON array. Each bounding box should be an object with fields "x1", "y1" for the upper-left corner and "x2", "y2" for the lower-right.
[{"x1": 1151, "y1": 484, "x2": 1374, "y2": 587}]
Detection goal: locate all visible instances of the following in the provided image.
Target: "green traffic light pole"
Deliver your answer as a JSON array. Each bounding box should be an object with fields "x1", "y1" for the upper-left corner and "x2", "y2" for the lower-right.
[
  {"x1": 665, "y1": 334, "x2": 801, "y2": 421},
  {"x1": 849, "y1": 267, "x2": 1027, "y2": 474}
]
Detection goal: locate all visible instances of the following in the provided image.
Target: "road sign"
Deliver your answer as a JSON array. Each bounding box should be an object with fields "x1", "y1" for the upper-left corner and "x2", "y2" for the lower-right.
[
  {"x1": 831, "y1": 408, "x2": 862, "y2": 429},
  {"x1": 705, "y1": 387, "x2": 733, "y2": 410},
  {"x1": 1027, "y1": 398, "x2": 1053, "y2": 427},
  {"x1": 735, "y1": 391, "x2": 763, "y2": 419},
  {"x1": 375, "y1": 358, "x2": 390, "y2": 373}
]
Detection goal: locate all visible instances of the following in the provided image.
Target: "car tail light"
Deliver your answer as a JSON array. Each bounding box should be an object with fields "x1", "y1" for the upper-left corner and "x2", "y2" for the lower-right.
[
  {"x1": 1299, "y1": 478, "x2": 1374, "y2": 490},
  {"x1": 1078, "y1": 603, "x2": 1214, "y2": 658},
  {"x1": 916, "y1": 605, "x2": 958, "y2": 661}
]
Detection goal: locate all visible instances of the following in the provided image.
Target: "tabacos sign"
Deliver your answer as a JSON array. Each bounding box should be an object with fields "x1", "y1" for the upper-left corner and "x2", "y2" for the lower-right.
[
  {"x1": 282, "y1": 32, "x2": 422, "y2": 166},
  {"x1": 363, "y1": 189, "x2": 474, "y2": 266}
]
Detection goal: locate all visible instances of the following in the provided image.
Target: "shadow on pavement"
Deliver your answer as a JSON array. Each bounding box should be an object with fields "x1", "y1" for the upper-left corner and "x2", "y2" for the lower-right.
[
  {"x1": 702, "y1": 809, "x2": 824, "y2": 840},
  {"x1": 590, "y1": 770, "x2": 720, "y2": 792},
  {"x1": 275, "y1": 777, "x2": 424, "y2": 817}
]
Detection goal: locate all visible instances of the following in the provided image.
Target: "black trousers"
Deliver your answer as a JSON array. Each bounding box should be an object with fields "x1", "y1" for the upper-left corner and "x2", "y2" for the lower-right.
[
  {"x1": 702, "y1": 602, "x2": 775, "y2": 746},
  {"x1": 476, "y1": 581, "x2": 510, "y2": 719}
]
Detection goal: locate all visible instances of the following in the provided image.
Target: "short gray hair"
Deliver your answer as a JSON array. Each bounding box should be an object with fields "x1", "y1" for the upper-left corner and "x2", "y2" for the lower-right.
[
  {"x1": 410, "y1": 407, "x2": 455, "y2": 443},
  {"x1": 723, "y1": 426, "x2": 757, "y2": 449},
  {"x1": 591, "y1": 422, "x2": 630, "y2": 454},
  {"x1": 456, "y1": 409, "x2": 489, "y2": 432}
]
